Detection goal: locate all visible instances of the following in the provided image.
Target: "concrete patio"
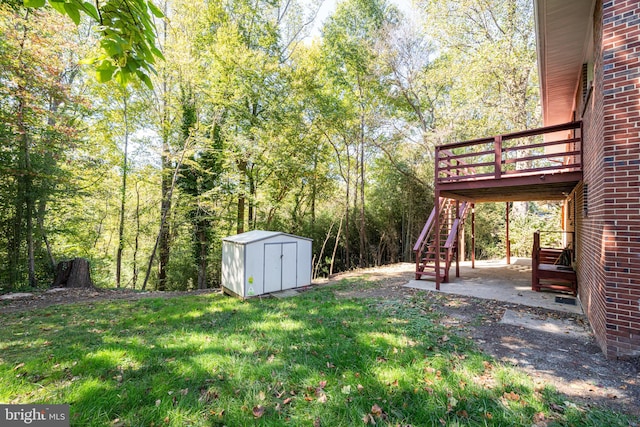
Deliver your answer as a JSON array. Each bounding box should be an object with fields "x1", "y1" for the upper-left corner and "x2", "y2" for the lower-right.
[{"x1": 404, "y1": 257, "x2": 584, "y2": 315}]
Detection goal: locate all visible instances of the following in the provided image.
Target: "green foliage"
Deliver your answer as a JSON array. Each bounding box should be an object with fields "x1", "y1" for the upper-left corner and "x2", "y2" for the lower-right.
[
  {"x1": 467, "y1": 203, "x2": 506, "y2": 260},
  {"x1": 0, "y1": 5, "x2": 84, "y2": 290},
  {"x1": 25, "y1": 0, "x2": 164, "y2": 88},
  {"x1": 508, "y1": 203, "x2": 562, "y2": 257},
  {"x1": 2, "y1": 0, "x2": 554, "y2": 289}
]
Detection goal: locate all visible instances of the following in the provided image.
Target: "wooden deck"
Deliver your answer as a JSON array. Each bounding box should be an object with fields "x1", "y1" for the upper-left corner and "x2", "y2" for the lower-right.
[
  {"x1": 426, "y1": 121, "x2": 583, "y2": 289},
  {"x1": 435, "y1": 121, "x2": 582, "y2": 202}
]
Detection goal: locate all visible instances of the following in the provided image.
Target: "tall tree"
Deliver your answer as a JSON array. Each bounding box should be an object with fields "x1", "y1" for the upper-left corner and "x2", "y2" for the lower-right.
[
  {"x1": 0, "y1": 5, "x2": 81, "y2": 289},
  {"x1": 321, "y1": 0, "x2": 398, "y2": 267}
]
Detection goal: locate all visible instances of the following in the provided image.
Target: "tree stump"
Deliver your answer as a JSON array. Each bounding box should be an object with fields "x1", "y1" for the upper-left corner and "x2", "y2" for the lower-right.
[{"x1": 52, "y1": 258, "x2": 95, "y2": 288}]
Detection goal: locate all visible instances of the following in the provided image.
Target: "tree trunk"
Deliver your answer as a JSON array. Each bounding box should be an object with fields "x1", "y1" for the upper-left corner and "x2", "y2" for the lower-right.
[
  {"x1": 8, "y1": 188, "x2": 24, "y2": 289},
  {"x1": 142, "y1": 139, "x2": 189, "y2": 291},
  {"x1": 158, "y1": 117, "x2": 171, "y2": 291},
  {"x1": 330, "y1": 214, "x2": 344, "y2": 276},
  {"x1": 52, "y1": 258, "x2": 94, "y2": 288},
  {"x1": 236, "y1": 159, "x2": 247, "y2": 234},
  {"x1": 116, "y1": 93, "x2": 129, "y2": 288},
  {"x1": 314, "y1": 218, "x2": 335, "y2": 279},
  {"x1": 15, "y1": 10, "x2": 36, "y2": 288},
  {"x1": 157, "y1": 8, "x2": 171, "y2": 291},
  {"x1": 196, "y1": 218, "x2": 209, "y2": 289},
  {"x1": 248, "y1": 165, "x2": 255, "y2": 230},
  {"x1": 132, "y1": 181, "x2": 141, "y2": 289}
]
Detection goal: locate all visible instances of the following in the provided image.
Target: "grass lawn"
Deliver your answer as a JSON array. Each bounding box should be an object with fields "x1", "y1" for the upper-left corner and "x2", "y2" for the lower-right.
[{"x1": 0, "y1": 281, "x2": 637, "y2": 426}]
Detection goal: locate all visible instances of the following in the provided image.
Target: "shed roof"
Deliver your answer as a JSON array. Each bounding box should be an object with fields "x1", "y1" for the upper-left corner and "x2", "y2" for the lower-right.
[{"x1": 222, "y1": 230, "x2": 312, "y2": 245}]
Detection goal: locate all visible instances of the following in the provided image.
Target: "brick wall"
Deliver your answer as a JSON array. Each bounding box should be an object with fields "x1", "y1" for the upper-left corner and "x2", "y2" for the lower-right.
[
  {"x1": 579, "y1": 0, "x2": 609, "y2": 356},
  {"x1": 581, "y1": 0, "x2": 640, "y2": 358}
]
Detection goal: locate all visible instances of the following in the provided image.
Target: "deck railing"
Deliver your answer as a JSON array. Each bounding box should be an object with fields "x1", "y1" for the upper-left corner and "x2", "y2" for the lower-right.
[{"x1": 436, "y1": 121, "x2": 582, "y2": 184}]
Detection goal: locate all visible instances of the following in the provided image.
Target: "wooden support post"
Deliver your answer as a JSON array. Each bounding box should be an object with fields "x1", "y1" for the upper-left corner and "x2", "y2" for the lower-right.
[
  {"x1": 434, "y1": 147, "x2": 441, "y2": 291},
  {"x1": 455, "y1": 200, "x2": 460, "y2": 278},
  {"x1": 506, "y1": 202, "x2": 511, "y2": 265},
  {"x1": 434, "y1": 192, "x2": 441, "y2": 291},
  {"x1": 494, "y1": 135, "x2": 503, "y2": 179},
  {"x1": 471, "y1": 203, "x2": 475, "y2": 269}
]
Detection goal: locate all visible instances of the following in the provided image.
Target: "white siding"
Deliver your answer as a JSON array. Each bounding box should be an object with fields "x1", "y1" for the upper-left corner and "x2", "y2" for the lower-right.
[
  {"x1": 222, "y1": 231, "x2": 312, "y2": 298},
  {"x1": 222, "y1": 241, "x2": 245, "y2": 297},
  {"x1": 245, "y1": 241, "x2": 264, "y2": 296}
]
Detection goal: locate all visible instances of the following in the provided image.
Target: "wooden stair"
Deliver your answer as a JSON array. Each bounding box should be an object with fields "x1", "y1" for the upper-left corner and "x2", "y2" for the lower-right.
[{"x1": 413, "y1": 199, "x2": 470, "y2": 282}]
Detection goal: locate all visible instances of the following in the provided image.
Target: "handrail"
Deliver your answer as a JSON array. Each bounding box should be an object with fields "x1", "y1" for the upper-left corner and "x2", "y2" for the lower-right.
[
  {"x1": 413, "y1": 198, "x2": 449, "y2": 252},
  {"x1": 440, "y1": 121, "x2": 582, "y2": 151},
  {"x1": 444, "y1": 202, "x2": 469, "y2": 249},
  {"x1": 412, "y1": 205, "x2": 437, "y2": 252},
  {"x1": 435, "y1": 121, "x2": 582, "y2": 184}
]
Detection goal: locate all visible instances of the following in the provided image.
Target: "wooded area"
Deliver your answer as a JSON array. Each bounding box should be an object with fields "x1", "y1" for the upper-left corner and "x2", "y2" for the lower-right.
[{"x1": 0, "y1": 0, "x2": 552, "y2": 292}]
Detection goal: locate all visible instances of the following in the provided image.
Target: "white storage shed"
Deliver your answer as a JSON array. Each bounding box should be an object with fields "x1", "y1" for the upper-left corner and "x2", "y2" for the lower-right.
[{"x1": 221, "y1": 230, "x2": 313, "y2": 298}]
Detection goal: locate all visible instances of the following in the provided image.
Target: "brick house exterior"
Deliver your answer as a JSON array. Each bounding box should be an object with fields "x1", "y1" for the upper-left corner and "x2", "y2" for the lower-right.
[
  {"x1": 420, "y1": 0, "x2": 638, "y2": 359},
  {"x1": 537, "y1": 0, "x2": 640, "y2": 358}
]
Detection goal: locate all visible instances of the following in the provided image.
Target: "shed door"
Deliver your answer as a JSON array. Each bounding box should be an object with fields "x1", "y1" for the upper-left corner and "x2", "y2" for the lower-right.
[
  {"x1": 264, "y1": 242, "x2": 297, "y2": 293},
  {"x1": 281, "y1": 243, "x2": 297, "y2": 290}
]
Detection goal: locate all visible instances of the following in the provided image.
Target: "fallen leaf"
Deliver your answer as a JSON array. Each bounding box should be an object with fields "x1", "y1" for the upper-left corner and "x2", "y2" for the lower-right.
[
  {"x1": 341, "y1": 385, "x2": 351, "y2": 394},
  {"x1": 371, "y1": 404, "x2": 383, "y2": 417},
  {"x1": 313, "y1": 417, "x2": 321, "y2": 427},
  {"x1": 13, "y1": 363, "x2": 25, "y2": 371},
  {"x1": 283, "y1": 397, "x2": 292, "y2": 405},
  {"x1": 155, "y1": 399, "x2": 161, "y2": 407},
  {"x1": 357, "y1": 384, "x2": 364, "y2": 392},
  {"x1": 503, "y1": 391, "x2": 520, "y2": 402},
  {"x1": 533, "y1": 412, "x2": 547, "y2": 427},
  {"x1": 258, "y1": 391, "x2": 266, "y2": 401},
  {"x1": 252, "y1": 405, "x2": 265, "y2": 418},
  {"x1": 457, "y1": 409, "x2": 469, "y2": 418},
  {"x1": 318, "y1": 380, "x2": 327, "y2": 389},
  {"x1": 448, "y1": 396, "x2": 458, "y2": 408},
  {"x1": 198, "y1": 388, "x2": 219, "y2": 403},
  {"x1": 362, "y1": 413, "x2": 376, "y2": 424}
]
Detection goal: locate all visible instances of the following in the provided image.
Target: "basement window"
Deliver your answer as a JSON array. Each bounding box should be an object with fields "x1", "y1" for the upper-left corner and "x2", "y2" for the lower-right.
[{"x1": 581, "y1": 62, "x2": 594, "y2": 118}]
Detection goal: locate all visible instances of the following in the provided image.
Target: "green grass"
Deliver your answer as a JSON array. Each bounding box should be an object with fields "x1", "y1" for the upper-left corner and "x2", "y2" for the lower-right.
[{"x1": 0, "y1": 285, "x2": 637, "y2": 426}]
